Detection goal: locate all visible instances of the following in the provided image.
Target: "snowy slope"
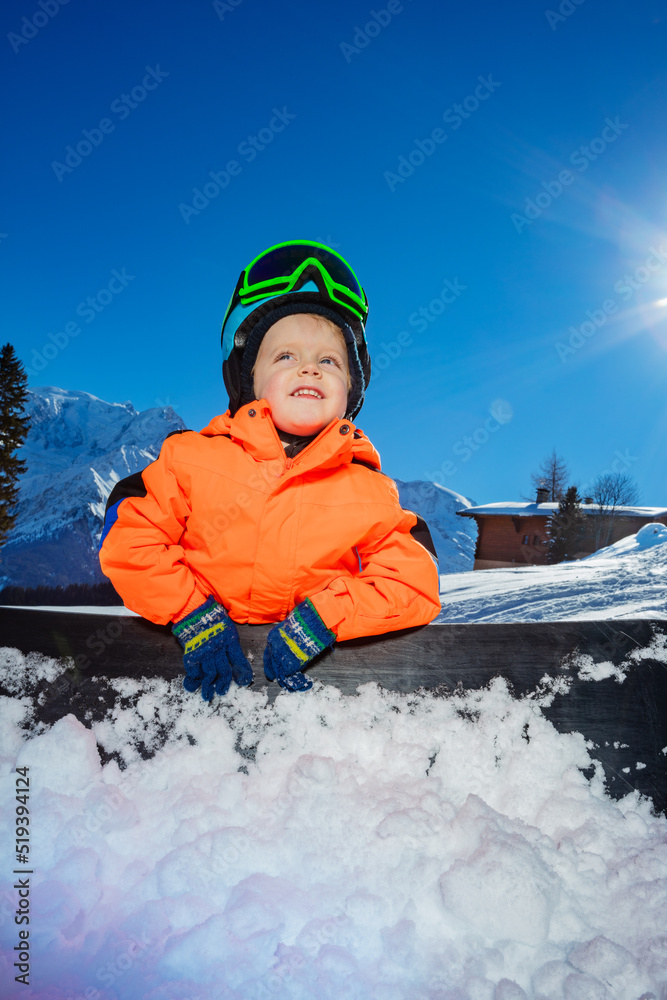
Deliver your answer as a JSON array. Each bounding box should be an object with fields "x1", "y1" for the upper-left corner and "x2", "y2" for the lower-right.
[
  {"x1": 437, "y1": 522, "x2": 667, "y2": 622},
  {"x1": 395, "y1": 479, "x2": 477, "y2": 572},
  {"x1": 1, "y1": 388, "x2": 185, "y2": 589}
]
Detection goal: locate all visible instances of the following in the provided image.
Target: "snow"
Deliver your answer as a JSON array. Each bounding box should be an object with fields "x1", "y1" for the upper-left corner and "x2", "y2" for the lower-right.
[
  {"x1": 575, "y1": 656, "x2": 627, "y2": 684},
  {"x1": 2, "y1": 399, "x2": 667, "y2": 996},
  {"x1": 586, "y1": 521, "x2": 667, "y2": 556},
  {"x1": 437, "y1": 525, "x2": 667, "y2": 622},
  {"x1": 2, "y1": 644, "x2": 667, "y2": 999},
  {"x1": 460, "y1": 502, "x2": 667, "y2": 518},
  {"x1": 1, "y1": 605, "x2": 140, "y2": 616}
]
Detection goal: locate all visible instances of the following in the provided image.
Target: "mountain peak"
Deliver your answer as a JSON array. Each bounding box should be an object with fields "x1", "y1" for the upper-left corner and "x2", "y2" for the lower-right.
[{"x1": 2, "y1": 387, "x2": 186, "y2": 589}]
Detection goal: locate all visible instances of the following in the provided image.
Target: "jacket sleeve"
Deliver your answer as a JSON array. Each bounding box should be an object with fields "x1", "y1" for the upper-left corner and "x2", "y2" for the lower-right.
[
  {"x1": 308, "y1": 477, "x2": 441, "y2": 642},
  {"x1": 98, "y1": 436, "x2": 208, "y2": 625}
]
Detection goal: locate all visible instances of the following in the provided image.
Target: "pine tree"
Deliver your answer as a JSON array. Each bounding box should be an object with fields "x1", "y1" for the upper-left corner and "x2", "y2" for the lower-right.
[
  {"x1": 0, "y1": 344, "x2": 30, "y2": 550},
  {"x1": 547, "y1": 485, "x2": 586, "y2": 564}
]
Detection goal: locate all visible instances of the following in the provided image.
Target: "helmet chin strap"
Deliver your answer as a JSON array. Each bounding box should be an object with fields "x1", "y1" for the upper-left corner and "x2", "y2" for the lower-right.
[{"x1": 277, "y1": 429, "x2": 318, "y2": 458}]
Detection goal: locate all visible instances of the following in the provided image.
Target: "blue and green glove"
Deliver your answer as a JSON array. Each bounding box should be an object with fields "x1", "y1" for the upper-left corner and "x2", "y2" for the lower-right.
[
  {"x1": 263, "y1": 599, "x2": 336, "y2": 692},
  {"x1": 172, "y1": 596, "x2": 253, "y2": 701}
]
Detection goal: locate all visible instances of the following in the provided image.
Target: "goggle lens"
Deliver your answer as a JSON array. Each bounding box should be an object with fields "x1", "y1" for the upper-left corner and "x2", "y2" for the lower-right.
[{"x1": 246, "y1": 244, "x2": 363, "y2": 298}]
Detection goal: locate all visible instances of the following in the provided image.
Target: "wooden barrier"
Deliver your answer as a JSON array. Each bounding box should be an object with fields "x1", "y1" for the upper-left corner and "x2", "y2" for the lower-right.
[{"x1": 1, "y1": 608, "x2": 665, "y2": 811}]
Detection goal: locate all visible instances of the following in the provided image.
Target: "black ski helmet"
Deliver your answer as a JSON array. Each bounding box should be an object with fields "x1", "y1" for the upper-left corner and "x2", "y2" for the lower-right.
[{"x1": 221, "y1": 240, "x2": 371, "y2": 419}]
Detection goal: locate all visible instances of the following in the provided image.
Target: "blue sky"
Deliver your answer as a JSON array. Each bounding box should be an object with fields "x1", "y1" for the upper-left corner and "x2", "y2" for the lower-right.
[{"x1": 3, "y1": 0, "x2": 667, "y2": 505}]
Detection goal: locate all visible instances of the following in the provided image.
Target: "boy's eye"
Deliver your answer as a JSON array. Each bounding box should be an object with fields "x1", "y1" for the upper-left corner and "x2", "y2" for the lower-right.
[{"x1": 274, "y1": 353, "x2": 341, "y2": 366}]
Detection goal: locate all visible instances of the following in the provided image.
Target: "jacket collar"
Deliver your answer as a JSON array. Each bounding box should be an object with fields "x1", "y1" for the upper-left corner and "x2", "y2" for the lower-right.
[{"x1": 200, "y1": 400, "x2": 381, "y2": 471}]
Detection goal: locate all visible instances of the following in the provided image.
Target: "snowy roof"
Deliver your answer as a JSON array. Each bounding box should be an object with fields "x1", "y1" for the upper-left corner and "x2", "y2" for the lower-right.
[{"x1": 456, "y1": 501, "x2": 667, "y2": 518}]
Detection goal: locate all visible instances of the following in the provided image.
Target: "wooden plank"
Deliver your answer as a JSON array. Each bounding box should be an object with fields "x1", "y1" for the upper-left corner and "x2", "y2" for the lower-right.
[{"x1": 1, "y1": 608, "x2": 665, "y2": 811}]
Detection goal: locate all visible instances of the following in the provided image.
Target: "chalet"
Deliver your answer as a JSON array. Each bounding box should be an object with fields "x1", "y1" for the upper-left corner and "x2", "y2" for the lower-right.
[{"x1": 457, "y1": 487, "x2": 667, "y2": 569}]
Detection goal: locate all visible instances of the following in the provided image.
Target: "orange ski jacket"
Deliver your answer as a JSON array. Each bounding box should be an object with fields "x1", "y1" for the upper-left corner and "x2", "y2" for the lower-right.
[{"x1": 99, "y1": 401, "x2": 441, "y2": 640}]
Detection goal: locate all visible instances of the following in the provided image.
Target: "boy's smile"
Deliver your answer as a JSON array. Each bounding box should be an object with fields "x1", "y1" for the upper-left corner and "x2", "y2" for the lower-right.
[{"x1": 253, "y1": 314, "x2": 350, "y2": 436}]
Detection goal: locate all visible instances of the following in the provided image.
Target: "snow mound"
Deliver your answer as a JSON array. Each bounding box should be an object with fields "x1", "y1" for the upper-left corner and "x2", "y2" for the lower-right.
[
  {"x1": 636, "y1": 521, "x2": 667, "y2": 548},
  {"x1": 584, "y1": 520, "x2": 667, "y2": 559},
  {"x1": 1, "y1": 652, "x2": 666, "y2": 998}
]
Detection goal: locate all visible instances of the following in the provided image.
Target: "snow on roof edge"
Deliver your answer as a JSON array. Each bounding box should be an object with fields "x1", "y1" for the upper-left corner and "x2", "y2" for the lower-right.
[{"x1": 457, "y1": 502, "x2": 667, "y2": 518}]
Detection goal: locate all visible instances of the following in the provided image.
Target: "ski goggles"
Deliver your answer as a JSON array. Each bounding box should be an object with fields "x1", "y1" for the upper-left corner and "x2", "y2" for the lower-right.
[{"x1": 231, "y1": 240, "x2": 369, "y2": 326}]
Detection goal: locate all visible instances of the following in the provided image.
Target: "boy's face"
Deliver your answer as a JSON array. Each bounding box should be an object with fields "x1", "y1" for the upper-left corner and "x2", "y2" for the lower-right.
[{"x1": 253, "y1": 314, "x2": 349, "y2": 436}]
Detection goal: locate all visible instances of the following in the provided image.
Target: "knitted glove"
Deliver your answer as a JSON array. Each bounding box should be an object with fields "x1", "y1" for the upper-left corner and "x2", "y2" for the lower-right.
[
  {"x1": 172, "y1": 597, "x2": 253, "y2": 701},
  {"x1": 263, "y1": 599, "x2": 336, "y2": 692}
]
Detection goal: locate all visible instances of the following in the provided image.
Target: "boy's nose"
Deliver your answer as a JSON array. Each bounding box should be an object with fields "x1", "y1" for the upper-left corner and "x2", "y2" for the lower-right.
[{"x1": 298, "y1": 359, "x2": 321, "y2": 375}]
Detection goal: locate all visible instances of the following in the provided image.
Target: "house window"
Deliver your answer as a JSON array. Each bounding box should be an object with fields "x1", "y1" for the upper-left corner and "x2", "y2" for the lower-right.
[
  {"x1": 522, "y1": 535, "x2": 529, "y2": 545},
  {"x1": 533, "y1": 535, "x2": 540, "y2": 546}
]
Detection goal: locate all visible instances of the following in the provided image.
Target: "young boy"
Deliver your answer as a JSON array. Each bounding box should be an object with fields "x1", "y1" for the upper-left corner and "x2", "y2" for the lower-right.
[{"x1": 99, "y1": 240, "x2": 440, "y2": 697}]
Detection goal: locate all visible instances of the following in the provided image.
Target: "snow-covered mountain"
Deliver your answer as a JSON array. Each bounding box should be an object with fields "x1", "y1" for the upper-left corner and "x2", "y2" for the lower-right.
[
  {"x1": 394, "y1": 480, "x2": 477, "y2": 573},
  {"x1": 0, "y1": 388, "x2": 185, "y2": 589},
  {"x1": 2, "y1": 388, "x2": 475, "y2": 590}
]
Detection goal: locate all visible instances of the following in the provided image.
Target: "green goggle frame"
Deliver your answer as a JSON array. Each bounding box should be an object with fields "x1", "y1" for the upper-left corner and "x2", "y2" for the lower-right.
[{"x1": 235, "y1": 240, "x2": 369, "y2": 325}]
